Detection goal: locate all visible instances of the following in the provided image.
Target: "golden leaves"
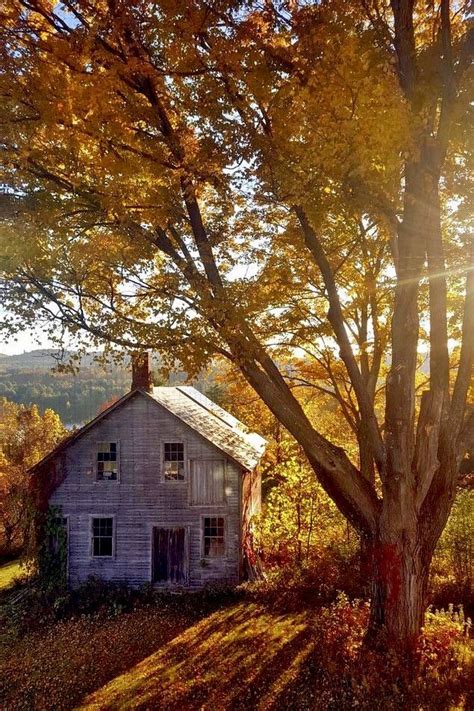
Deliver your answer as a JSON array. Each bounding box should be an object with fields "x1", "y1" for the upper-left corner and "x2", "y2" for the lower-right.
[{"x1": 0, "y1": 0, "x2": 470, "y2": 418}]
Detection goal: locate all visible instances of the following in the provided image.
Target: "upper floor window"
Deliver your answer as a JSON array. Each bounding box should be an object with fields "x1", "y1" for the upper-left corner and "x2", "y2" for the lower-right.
[
  {"x1": 91, "y1": 517, "x2": 114, "y2": 557},
  {"x1": 97, "y1": 442, "x2": 118, "y2": 481},
  {"x1": 164, "y1": 442, "x2": 185, "y2": 481}
]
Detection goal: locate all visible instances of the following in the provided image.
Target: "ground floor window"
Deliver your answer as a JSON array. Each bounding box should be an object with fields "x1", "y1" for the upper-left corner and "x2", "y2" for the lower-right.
[
  {"x1": 91, "y1": 517, "x2": 114, "y2": 557},
  {"x1": 47, "y1": 516, "x2": 68, "y2": 555},
  {"x1": 203, "y1": 516, "x2": 225, "y2": 557}
]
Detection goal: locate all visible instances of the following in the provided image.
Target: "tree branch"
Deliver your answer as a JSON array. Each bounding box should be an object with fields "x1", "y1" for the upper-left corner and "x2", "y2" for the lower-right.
[
  {"x1": 449, "y1": 250, "x2": 474, "y2": 436},
  {"x1": 294, "y1": 205, "x2": 385, "y2": 475},
  {"x1": 390, "y1": 0, "x2": 418, "y2": 102}
]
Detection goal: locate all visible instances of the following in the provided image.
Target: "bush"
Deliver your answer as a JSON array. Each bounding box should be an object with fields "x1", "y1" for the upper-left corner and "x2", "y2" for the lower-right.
[
  {"x1": 307, "y1": 596, "x2": 473, "y2": 710},
  {"x1": 244, "y1": 549, "x2": 363, "y2": 611},
  {"x1": 255, "y1": 456, "x2": 359, "y2": 572},
  {"x1": 0, "y1": 576, "x2": 155, "y2": 641},
  {"x1": 0, "y1": 399, "x2": 66, "y2": 558},
  {"x1": 0, "y1": 573, "x2": 244, "y2": 644},
  {"x1": 54, "y1": 577, "x2": 148, "y2": 618},
  {"x1": 430, "y1": 489, "x2": 473, "y2": 614}
]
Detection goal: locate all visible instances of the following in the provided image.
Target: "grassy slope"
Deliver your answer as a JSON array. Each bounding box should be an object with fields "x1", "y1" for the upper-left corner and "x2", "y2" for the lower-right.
[
  {"x1": 1, "y1": 601, "x2": 315, "y2": 711},
  {"x1": 0, "y1": 595, "x2": 472, "y2": 711},
  {"x1": 77, "y1": 602, "x2": 314, "y2": 711},
  {"x1": 0, "y1": 560, "x2": 25, "y2": 591}
]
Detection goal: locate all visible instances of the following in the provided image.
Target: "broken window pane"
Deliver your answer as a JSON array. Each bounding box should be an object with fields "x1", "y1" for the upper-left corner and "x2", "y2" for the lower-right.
[
  {"x1": 164, "y1": 443, "x2": 185, "y2": 480},
  {"x1": 97, "y1": 442, "x2": 118, "y2": 481}
]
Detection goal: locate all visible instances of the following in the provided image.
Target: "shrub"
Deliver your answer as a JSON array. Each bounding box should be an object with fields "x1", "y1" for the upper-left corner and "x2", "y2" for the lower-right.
[
  {"x1": 255, "y1": 456, "x2": 359, "y2": 578},
  {"x1": 244, "y1": 551, "x2": 362, "y2": 612},
  {"x1": 0, "y1": 399, "x2": 66, "y2": 557},
  {"x1": 430, "y1": 489, "x2": 473, "y2": 614},
  {"x1": 309, "y1": 596, "x2": 473, "y2": 710},
  {"x1": 0, "y1": 576, "x2": 152, "y2": 641}
]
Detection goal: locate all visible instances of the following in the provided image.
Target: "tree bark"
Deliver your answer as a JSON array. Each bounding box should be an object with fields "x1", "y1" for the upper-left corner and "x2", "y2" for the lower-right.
[{"x1": 365, "y1": 529, "x2": 432, "y2": 654}]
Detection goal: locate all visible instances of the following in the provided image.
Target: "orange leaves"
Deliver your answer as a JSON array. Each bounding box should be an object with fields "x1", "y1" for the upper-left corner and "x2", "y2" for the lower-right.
[
  {"x1": 0, "y1": 1, "x2": 470, "y2": 490},
  {"x1": 0, "y1": 398, "x2": 66, "y2": 554}
]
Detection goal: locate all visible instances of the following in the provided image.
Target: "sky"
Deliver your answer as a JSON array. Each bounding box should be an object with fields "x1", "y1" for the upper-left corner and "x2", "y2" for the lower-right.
[{"x1": 0, "y1": 327, "x2": 58, "y2": 356}]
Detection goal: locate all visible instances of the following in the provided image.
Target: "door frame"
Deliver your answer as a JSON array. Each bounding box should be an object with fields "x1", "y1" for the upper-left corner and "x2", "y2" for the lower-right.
[{"x1": 150, "y1": 525, "x2": 190, "y2": 586}]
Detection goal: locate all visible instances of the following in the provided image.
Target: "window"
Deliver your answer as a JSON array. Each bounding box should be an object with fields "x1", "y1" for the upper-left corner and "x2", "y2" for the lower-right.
[
  {"x1": 97, "y1": 442, "x2": 118, "y2": 481},
  {"x1": 91, "y1": 517, "x2": 114, "y2": 557},
  {"x1": 164, "y1": 442, "x2": 185, "y2": 481},
  {"x1": 47, "y1": 517, "x2": 68, "y2": 556},
  {"x1": 190, "y1": 460, "x2": 225, "y2": 505},
  {"x1": 203, "y1": 517, "x2": 225, "y2": 557}
]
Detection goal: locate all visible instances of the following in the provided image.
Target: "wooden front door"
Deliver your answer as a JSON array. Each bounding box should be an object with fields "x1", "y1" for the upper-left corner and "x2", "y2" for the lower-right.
[{"x1": 152, "y1": 527, "x2": 187, "y2": 584}]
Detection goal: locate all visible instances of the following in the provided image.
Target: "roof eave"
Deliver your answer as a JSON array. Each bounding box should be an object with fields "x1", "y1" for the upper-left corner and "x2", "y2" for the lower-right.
[{"x1": 142, "y1": 389, "x2": 264, "y2": 471}]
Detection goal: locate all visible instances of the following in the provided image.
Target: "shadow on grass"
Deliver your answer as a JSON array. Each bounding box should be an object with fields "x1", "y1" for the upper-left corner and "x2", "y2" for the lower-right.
[
  {"x1": 2, "y1": 595, "x2": 470, "y2": 711},
  {"x1": 77, "y1": 602, "x2": 315, "y2": 711}
]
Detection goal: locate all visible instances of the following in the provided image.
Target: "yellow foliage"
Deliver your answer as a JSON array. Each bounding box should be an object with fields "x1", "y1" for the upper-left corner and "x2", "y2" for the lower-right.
[{"x1": 0, "y1": 398, "x2": 66, "y2": 552}]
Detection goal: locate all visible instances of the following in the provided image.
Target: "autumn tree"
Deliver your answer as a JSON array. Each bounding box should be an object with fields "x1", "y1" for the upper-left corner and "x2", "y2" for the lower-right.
[
  {"x1": 0, "y1": 1, "x2": 472, "y2": 652},
  {"x1": 0, "y1": 398, "x2": 66, "y2": 555}
]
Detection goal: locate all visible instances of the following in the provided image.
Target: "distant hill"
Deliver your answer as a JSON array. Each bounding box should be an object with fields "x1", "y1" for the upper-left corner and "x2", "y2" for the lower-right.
[
  {"x1": 0, "y1": 349, "x2": 102, "y2": 370},
  {"x1": 0, "y1": 349, "x2": 219, "y2": 426}
]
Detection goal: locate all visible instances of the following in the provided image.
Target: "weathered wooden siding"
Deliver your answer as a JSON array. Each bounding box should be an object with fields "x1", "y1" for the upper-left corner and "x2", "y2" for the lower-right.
[{"x1": 49, "y1": 392, "x2": 242, "y2": 588}]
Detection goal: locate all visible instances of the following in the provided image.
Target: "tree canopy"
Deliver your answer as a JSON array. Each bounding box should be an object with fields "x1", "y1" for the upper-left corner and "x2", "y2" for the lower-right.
[
  {"x1": 0, "y1": 0, "x2": 472, "y2": 649},
  {"x1": 0, "y1": 397, "x2": 66, "y2": 553}
]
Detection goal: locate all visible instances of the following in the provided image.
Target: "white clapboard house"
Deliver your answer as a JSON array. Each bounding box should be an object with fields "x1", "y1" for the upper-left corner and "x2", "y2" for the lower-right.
[{"x1": 30, "y1": 355, "x2": 266, "y2": 588}]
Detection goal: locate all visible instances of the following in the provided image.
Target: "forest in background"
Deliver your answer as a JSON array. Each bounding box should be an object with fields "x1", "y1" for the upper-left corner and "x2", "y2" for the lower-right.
[{"x1": 0, "y1": 349, "x2": 219, "y2": 425}]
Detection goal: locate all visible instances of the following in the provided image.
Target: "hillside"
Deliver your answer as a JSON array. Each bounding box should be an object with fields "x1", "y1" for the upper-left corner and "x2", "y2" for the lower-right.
[{"x1": 0, "y1": 349, "x2": 219, "y2": 426}]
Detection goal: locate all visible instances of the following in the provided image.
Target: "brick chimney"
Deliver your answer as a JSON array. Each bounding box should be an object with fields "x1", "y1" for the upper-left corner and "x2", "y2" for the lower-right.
[{"x1": 131, "y1": 352, "x2": 153, "y2": 392}]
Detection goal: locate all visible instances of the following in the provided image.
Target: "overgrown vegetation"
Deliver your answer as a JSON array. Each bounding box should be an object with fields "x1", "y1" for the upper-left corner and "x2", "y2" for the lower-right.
[
  {"x1": 0, "y1": 583, "x2": 472, "y2": 711},
  {"x1": 431, "y1": 490, "x2": 474, "y2": 616},
  {"x1": 0, "y1": 399, "x2": 66, "y2": 559},
  {"x1": 223, "y1": 377, "x2": 473, "y2": 616},
  {"x1": 33, "y1": 506, "x2": 69, "y2": 595}
]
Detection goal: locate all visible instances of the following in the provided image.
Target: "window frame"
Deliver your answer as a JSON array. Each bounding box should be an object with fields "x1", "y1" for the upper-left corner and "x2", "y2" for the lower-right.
[
  {"x1": 47, "y1": 514, "x2": 69, "y2": 553},
  {"x1": 200, "y1": 515, "x2": 227, "y2": 559},
  {"x1": 89, "y1": 515, "x2": 116, "y2": 559},
  {"x1": 95, "y1": 441, "x2": 120, "y2": 483},
  {"x1": 161, "y1": 441, "x2": 187, "y2": 483},
  {"x1": 189, "y1": 459, "x2": 227, "y2": 506}
]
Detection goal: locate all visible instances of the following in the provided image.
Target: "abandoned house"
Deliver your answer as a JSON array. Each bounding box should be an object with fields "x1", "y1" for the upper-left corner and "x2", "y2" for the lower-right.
[{"x1": 30, "y1": 355, "x2": 266, "y2": 588}]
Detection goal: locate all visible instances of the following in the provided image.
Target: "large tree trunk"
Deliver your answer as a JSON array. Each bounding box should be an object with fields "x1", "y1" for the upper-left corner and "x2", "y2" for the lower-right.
[{"x1": 365, "y1": 532, "x2": 432, "y2": 654}]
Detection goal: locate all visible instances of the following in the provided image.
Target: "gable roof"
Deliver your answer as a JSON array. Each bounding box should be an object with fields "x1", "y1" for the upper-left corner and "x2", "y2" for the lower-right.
[
  {"x1": 149, "y1": 386, "x2": 266, "y2": 470},
  {"x1": 30, "y1": 386, "x2": 266, "y2": 474}
]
